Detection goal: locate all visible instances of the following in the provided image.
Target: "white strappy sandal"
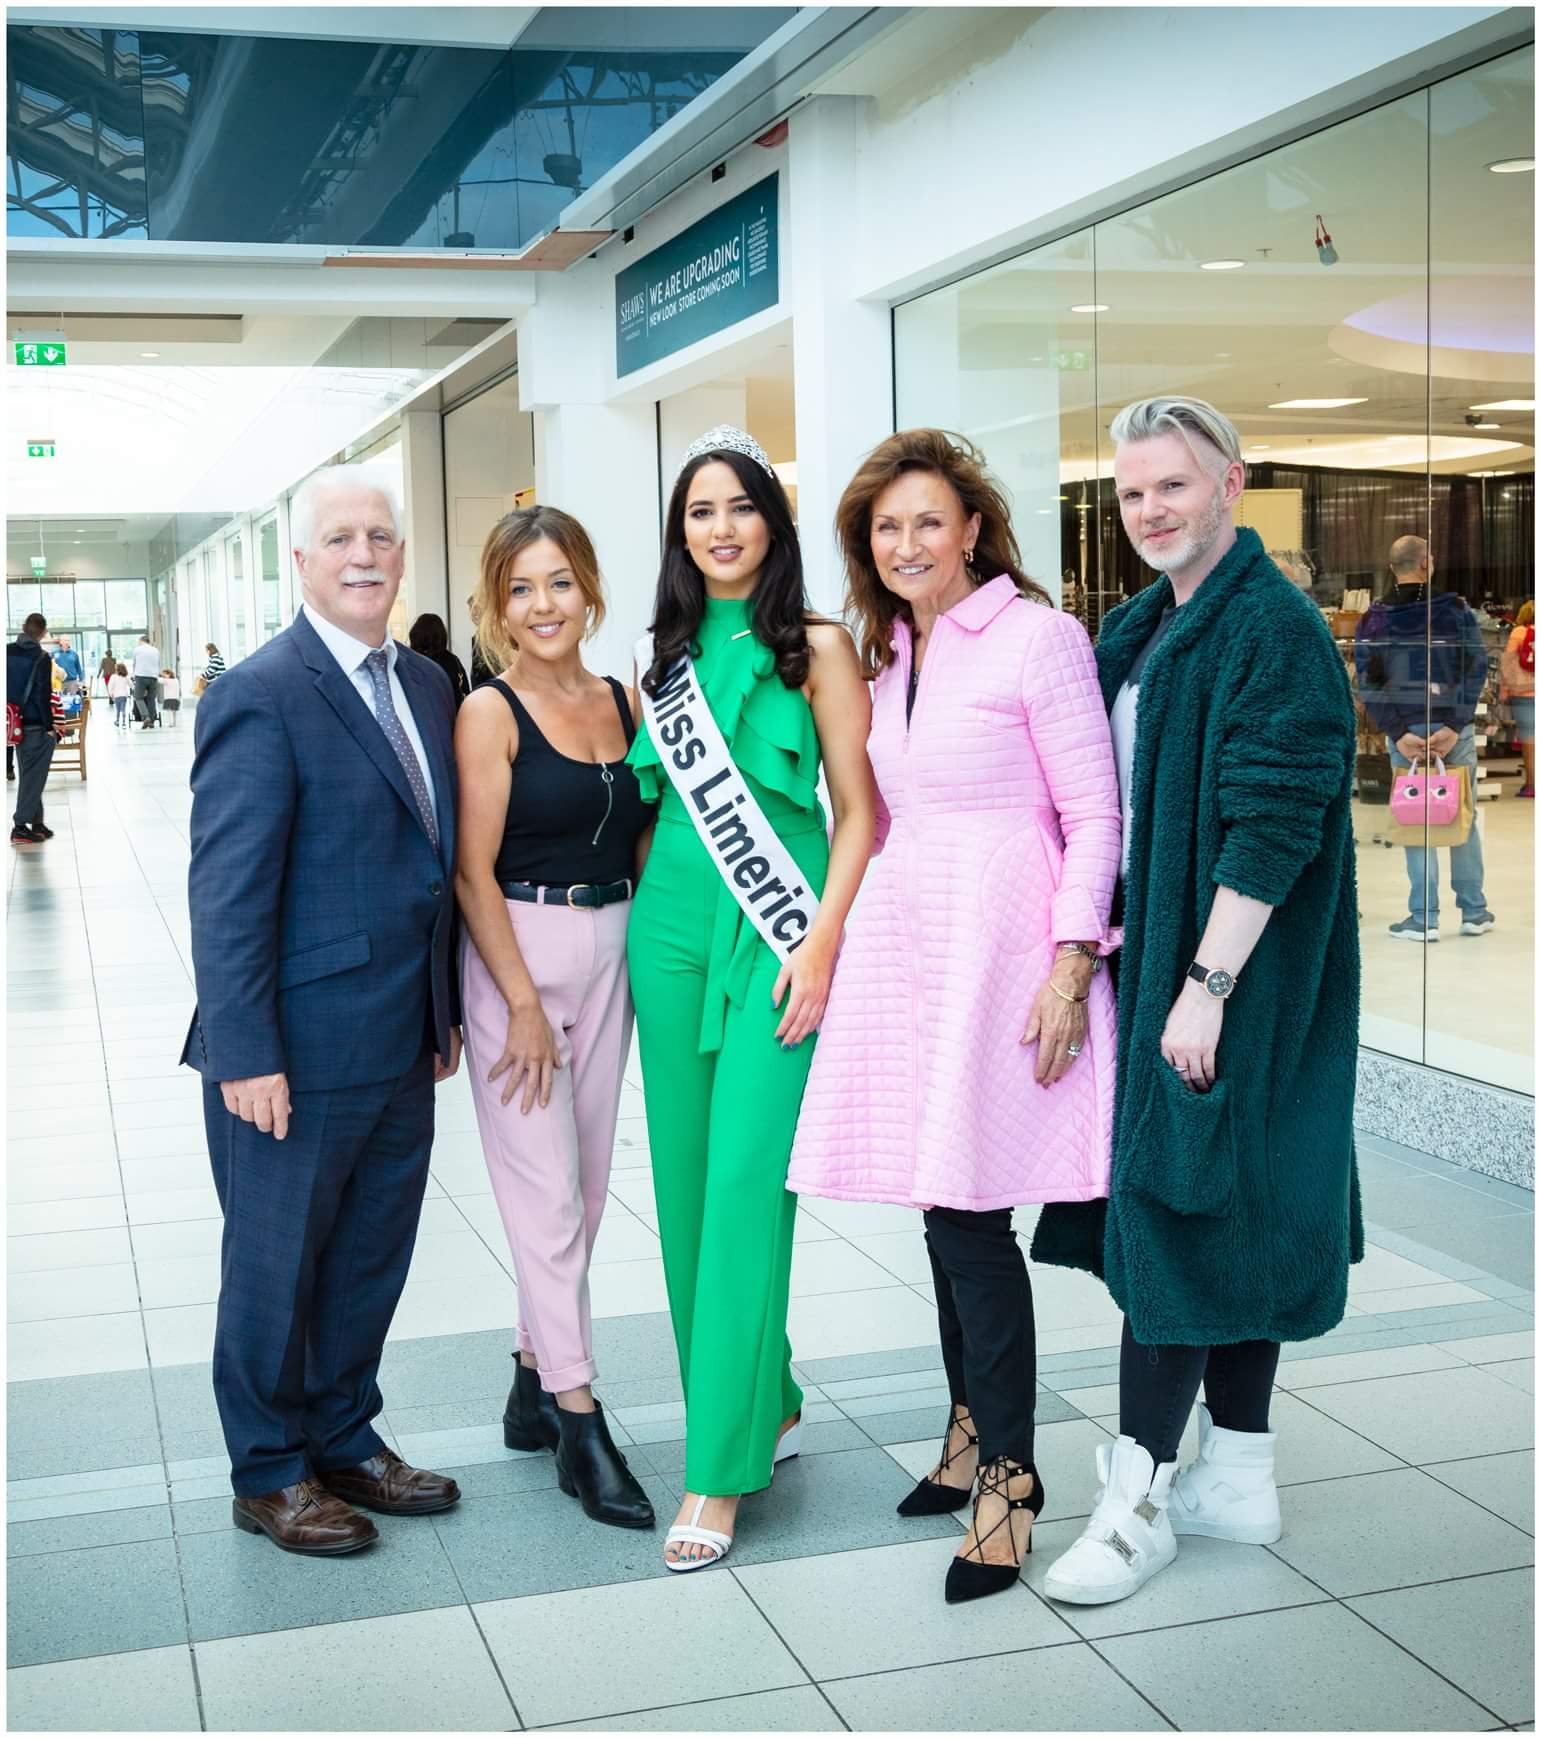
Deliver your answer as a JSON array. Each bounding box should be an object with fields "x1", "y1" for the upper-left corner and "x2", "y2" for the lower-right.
[
  {"x1": 663, "y1": 1495, "x2": 734, "y2": 1573},
  {"x1": 772, "y1": 1415, "x2": 803, "y2": 1467}
]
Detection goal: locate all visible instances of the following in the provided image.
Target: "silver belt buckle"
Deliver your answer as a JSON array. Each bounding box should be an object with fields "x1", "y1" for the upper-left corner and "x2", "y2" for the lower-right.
[{"x1": 565, "y1": 883, "x2": 594, "y2": 909}]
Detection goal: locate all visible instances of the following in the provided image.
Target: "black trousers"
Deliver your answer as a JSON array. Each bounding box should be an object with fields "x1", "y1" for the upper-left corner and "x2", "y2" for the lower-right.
[
  {"x1": 924, "y1": 1206, "x2": 1036, "y2": 1467},
  {"x1": 1119, "y1": 1319, "x2": 1280, "y2": 1465},
  {"x1": 13, "y1": 725, "x2": 54, "y2": 830}
]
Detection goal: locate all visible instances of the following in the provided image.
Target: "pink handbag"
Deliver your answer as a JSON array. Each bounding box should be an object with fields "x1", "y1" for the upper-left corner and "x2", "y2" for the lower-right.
[{"x1": 1390, "y1": 757, "x2": 1462, "y2": 829}]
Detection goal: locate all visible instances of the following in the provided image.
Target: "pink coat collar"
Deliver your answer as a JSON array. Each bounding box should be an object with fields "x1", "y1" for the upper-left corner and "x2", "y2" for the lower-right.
[{"x1": 890, "y1": 573, "x2": 1022, "y2": 652}]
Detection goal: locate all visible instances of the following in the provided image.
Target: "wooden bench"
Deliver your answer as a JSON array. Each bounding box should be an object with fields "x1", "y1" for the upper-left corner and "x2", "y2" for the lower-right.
[{"x1": 52, "y1": 694, "x2": 89, "y2": 782}]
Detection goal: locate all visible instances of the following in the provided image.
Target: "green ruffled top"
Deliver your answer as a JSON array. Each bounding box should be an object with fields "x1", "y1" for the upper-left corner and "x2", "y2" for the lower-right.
[{"x1": 628, "y1": 594, "x2": 826, "y2": 1052}]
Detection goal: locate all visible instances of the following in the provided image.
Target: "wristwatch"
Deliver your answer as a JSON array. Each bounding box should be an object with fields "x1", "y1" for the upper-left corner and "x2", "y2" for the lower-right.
[
  {"x1": 1056, "y1": 942, "x2": 1103, "y2": 974},
  {"x1": 1187, "y1": 962, "x2": 1236, "y2": 1000}
]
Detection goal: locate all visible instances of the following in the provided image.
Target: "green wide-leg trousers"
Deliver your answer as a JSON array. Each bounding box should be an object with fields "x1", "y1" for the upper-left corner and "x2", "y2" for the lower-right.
[{"x1": 628, "y1": 817, "x2": 823, "y2": 1496}]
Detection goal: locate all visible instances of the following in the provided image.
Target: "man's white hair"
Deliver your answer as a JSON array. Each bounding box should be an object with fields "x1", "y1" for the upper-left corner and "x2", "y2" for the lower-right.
[
  {"x1": 1109, "y1": 396, "x2": 1244, "y2": 478},
  {"x1": 290, "y1": 464, "x2": 403, "y2": 553}
]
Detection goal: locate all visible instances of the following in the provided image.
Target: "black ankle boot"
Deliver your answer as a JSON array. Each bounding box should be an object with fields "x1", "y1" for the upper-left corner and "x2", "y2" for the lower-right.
[
  {"x1": 944, "y1": 1458, "x2": 1045, "y2": 1605},
  {"x1": 502, "y1": 1359, "x2": 560, "y2": 1453},
  {"x1": 555, "y1": 1401, "x2": 655, "y2": 1530}
]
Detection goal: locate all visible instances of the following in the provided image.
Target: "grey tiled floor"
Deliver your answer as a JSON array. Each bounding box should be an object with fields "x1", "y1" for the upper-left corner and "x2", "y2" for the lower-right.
[{"x1": 6, "y1": 712, "x2": 1535, "y2": 1730}]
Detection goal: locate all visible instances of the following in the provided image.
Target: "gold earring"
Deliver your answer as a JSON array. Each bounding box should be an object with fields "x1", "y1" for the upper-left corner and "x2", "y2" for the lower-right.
[{"x1": 964, "y1": 547, "x2": 977, "y2": 569}]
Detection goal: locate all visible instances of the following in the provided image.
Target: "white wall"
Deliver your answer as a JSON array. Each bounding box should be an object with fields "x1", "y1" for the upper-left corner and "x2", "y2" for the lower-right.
[
  {"x1": 5, "y1": 540, "x2": 151, "y2": 580},
  {"x1": 443, "y1": 377, "x2": 536, "y2": 674}
]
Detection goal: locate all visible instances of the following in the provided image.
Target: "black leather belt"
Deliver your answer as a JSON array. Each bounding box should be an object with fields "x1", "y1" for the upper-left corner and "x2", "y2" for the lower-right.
[{"x1": 500, "y1": 878, "x2": 633, "y2": 909}]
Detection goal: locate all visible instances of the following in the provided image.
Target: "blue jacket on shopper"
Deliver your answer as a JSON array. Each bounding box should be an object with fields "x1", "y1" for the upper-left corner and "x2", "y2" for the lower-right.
[
  {"x1": 7, "y1": 635, "x2": 54, "y2": 728},
  {"x1": 1354, "y1": 586, "x2": 1488, "y2": 738}
]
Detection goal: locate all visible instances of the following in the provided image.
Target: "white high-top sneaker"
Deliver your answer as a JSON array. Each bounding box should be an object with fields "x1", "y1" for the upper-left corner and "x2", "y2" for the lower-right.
[
  {"x1": 1042, "y1": 1437, "x2": 1177, "y2": 1606},
  {"x1": 1168, "y1": 1403, "x2": 1282, "y2": 1544}
]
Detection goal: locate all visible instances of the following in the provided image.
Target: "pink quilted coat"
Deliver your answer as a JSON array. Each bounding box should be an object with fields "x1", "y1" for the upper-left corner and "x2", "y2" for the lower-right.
[{"x1": 788, "y1": 576, "x2": 1121, "y2": 1212}]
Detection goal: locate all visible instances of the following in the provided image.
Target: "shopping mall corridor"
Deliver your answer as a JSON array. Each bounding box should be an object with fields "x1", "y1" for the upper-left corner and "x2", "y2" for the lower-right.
[{"x1": 6, "y1": 708, "x2": 1535, "y2": 1732}]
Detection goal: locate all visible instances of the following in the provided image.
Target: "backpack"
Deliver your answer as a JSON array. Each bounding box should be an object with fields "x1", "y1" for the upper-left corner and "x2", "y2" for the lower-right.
[
  {"x1": 1521, "y1": 626, "x2": 1535, "y2": 675},
  {"x1": 6, "y1": 651, "x2": 42, "y2": 746}
]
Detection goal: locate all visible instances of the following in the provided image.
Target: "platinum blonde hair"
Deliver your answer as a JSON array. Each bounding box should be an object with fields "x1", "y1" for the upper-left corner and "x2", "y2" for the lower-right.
[
  {"x1": 1109, "y1": 396, "x2": 1244, "y2": 478},
  {"x1": 290, "y1": 464, "x2": 403, "y2": 553}
]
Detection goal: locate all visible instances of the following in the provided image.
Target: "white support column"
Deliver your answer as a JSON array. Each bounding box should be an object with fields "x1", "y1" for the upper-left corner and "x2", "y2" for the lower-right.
[
  {"x1": 534, "y1": 401, "x2": 660, "y2": 684},
  {"x1": 659, "y1": 383, "x2": 749, "y2": 495},
  {"x1": 400, "y1": 408, "x2": 448, "y2": 628},
  {"x1": 788, "y1": 96, "x2": 895, "y2": 614}
]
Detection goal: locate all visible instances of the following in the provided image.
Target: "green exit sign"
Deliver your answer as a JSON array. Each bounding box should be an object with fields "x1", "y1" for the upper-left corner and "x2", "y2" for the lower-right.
[
  {"x1": 30, "y1": 556, "x2": 46, "y2": 576},
  {"x1": 26, "y1": 441, "x2": 56, "y2": 458},
  {"x1": 15, "y1": 336, "x2": 67, "y2": 367}
]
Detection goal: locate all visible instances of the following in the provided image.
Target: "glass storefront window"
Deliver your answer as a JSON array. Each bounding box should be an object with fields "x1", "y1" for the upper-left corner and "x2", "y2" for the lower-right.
[
  {"x1": 37, "y1": 583, "x2": 75, "y2": 627},
  {"x1": 893, "y1": 47, "x2": 1534, "y2": 1096},
  {"x1": 259, "y1": 518, "x2": 282, "y2": 640},
  {"x1": 72, "y1": 581, "x2": 106, "y2": 626},
  {"x1": 7, "y1": 584, "x2": 41, "y2": 629},
  {"x1": 105, "y1": 580, "x2": 147, "y2": 628}
]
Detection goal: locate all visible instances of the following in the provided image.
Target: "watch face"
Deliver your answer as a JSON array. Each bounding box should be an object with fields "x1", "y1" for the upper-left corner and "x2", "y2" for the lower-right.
[{"x1": 1205, "y1": 969, "x2": 1236, "y2": 999}]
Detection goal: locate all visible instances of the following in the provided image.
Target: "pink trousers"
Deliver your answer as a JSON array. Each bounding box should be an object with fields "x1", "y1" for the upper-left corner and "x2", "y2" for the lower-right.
[{"x1": 460, "y1": 899, "x2": 632, "y2": 1392}]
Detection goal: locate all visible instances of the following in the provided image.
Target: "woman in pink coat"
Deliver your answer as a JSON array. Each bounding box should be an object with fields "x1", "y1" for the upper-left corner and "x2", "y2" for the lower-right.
[{"x1": 788, "y1": 429, "x2": 1121, "y2": 1605}]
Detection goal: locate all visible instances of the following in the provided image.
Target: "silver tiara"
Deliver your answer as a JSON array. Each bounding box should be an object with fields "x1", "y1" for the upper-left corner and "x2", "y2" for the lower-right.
[{"x1": 679, "y1": 424, "x2": 776, "y2": 479}]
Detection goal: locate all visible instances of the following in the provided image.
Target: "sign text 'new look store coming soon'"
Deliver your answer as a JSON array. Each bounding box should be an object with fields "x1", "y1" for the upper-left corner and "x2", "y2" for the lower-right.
[{"x1": 615, "y1": 174, "x2": 779, "y2": 378}]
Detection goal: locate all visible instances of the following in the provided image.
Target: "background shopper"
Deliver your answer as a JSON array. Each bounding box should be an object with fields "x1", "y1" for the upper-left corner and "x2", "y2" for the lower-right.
[
  {"x1": 790, "y1": 429, "x2": 1121, "y2": 1604},
  {"x1": 132, "y1": 634, "x2": 161, "y2": 728},
  {"x1": 410, "y1": 612, "x2": 471, "y2": 710},
  {"x1": 626, "y1": 426, "x2": 875, "y2": 1571},
  {"x1": 9, "y1": 612, "x2": 59, "y2": 845},
  {"x1": 201, "y1": 643, "x2": 226, "y2": 686},
  {"x1": 160, "y1": 669, "x2": 182, "y2": 726},
  {"x1": 1500, "y1": 598, "x2": 1534, "y2": 798},
  {"x1": 108, "y1": 663, "x2": 131, "y2": 729},
  {"x1": 1356, "y1": 536, "x2": 1495, "y2": 940},
  {"x1": 454, "y1": 506, "x2": 654, "y2": 1530},
  {"x1": 1035, "y1": 396, "x2": 1361, "y2": 1612},
  {"x1": 97, "y1": 651, "x2": 116, "y2": 698}
]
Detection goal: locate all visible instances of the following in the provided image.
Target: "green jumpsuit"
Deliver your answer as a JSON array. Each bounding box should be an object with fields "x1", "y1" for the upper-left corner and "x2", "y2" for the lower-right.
[{"x1": 626, "y1": 597, "x2": 829, "y2": 1496}]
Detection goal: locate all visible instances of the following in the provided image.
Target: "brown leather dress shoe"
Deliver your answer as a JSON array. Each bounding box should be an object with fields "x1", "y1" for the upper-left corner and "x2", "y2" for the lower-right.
[
  {"x1": 318, "y1": 1446, "x2": 461, "y2": 1515},
  {"x1": 232, "y1": 1479, "x2": 378, "y2": 1555}
]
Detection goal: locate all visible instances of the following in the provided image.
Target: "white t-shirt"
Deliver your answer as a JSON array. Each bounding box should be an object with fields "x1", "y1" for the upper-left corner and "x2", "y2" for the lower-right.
[
  {"x1": 132, "y1": 642, "x2": 161, "y2": 678},
  {"x1": 161, "y1": 676, "x2": 180, "y2": 701},
  {"x1": 1111, "y1": 606, "x2": 1177, "y2": 878}
]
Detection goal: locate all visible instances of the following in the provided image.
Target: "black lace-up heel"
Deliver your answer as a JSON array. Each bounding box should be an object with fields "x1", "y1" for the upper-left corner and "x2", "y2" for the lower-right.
[
  {"x1": 944, "y1": 1457, "x2": 1045, "y2": 1604},
  {"x1": 897, "y1": 1404, "x2": 979, "y2": 1517}
]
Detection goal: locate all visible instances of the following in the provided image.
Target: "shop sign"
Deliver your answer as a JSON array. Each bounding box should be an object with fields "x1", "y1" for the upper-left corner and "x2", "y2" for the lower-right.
[
  {"x1": 615, "y1": 174, "x2": 779, "y2": 378},
  {"x1": 15, "y1": 334, "x2": 67, "y2": 367},
  {"x1": 26, "y1": 439, "x2": 56, "y2": 458}
]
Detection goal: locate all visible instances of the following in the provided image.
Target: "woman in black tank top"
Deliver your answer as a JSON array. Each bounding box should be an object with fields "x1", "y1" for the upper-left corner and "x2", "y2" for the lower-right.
[{"x1": 454, "y1": 506, "x2": 655, "y2": 1532}]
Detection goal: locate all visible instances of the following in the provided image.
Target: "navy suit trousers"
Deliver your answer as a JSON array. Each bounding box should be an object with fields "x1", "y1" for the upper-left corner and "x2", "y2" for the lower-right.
[{"x1": 203, "y1": 1050, "x2": 435, "y2": 1496}]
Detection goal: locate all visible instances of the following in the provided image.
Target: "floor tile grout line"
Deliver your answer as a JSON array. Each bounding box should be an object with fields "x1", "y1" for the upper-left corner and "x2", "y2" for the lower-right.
[
  {"x1": 726, "y1": 1565, "x2": 847, "y2": 1729},
  {"x1": 1339, "y1": 1591, "x2": 1513, "y2": 1725}
]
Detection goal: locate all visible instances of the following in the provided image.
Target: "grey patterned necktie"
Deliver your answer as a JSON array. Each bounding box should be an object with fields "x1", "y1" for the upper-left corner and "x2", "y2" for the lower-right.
[{"x1": 363, "y1": 649, "x2": 439, "y2": 853}]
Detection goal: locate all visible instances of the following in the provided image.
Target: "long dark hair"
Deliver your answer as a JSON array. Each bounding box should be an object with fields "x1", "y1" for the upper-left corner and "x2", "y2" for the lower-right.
[{"x1": 642, "y1": 447, "x2": 810, "y2": 695}]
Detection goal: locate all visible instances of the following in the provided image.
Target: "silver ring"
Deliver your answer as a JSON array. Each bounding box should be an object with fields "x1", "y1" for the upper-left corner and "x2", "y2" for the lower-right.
[
  {"x1": 1066, "y1": 1042, "x2": 1083, "y2": 1057},
  {"x1": 1175, "y1": 1062, "x2": 1189, "y2": 1073}
]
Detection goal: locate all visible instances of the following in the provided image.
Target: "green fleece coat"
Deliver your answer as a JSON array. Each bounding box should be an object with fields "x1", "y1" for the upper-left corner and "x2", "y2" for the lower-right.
[{"x1": 1032, "y1": 528, "x2": 1364, "y2": 1345}]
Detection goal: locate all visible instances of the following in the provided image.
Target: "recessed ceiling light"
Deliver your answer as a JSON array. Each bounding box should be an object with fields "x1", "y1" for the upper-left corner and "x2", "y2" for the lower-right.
[
  {"x1": 1199, "y1": 259, "x2": 1246, "y2": 271},
  {"x1": 1471, "y1": 399, "x2": 1533, "y2": 411},
  {"x1": 1268, "y1": 397, "x2": 1369, "y2": 409},
  {"x1": 140, "y1": 351, "x2": 160, "y2": 358},
  {"x1": 1214, "y1": 352, "x2": 1232, "y2": 359},
  {"x1": 1036, "y1": 508, "x2": 1053, "y2": 514},
  {"x1": 1247, "y1": 445, "x2": 1272, "y2": 451},
  {"x1": 1068, "y1": 303, "x2": 1109, "y2": 314},
  {"x1": 1472, "y1": 421, "x2": 1501, "y2": 430},
  {"x1": 1487, "y1": 157, "x2": 1535, "y2": 173}
]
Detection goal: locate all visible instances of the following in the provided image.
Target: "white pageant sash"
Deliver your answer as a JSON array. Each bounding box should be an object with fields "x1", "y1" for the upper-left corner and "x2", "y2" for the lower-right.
[{"x1": 636, "y1": 633, "x2": 819, "y2": 962}]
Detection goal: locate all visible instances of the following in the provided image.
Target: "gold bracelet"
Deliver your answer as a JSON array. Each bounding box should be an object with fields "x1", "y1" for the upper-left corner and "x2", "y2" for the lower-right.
[{"x1": 1047, "y1": 979, "x2": 1090, "y2": 1005}]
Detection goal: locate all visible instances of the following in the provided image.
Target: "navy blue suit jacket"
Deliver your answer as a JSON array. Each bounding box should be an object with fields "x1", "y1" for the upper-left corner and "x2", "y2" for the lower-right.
[{"x1": 181, "y1": 609, "x2": 460, "y2": 1093}]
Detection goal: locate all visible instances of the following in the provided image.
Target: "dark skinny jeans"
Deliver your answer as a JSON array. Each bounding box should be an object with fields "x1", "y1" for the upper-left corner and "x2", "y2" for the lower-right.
[
  {"x1": 924, "y1": 1205, "x2": 1036, "y2": 1468},
  {"x1": 1119, "y1": 1319, "x2": 1280, "y2": 1466}
]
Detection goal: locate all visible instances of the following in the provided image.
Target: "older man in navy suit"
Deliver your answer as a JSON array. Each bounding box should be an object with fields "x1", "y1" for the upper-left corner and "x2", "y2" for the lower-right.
[{"x1": 183, "y1": 466, "x2": 464, "y2": 1555}]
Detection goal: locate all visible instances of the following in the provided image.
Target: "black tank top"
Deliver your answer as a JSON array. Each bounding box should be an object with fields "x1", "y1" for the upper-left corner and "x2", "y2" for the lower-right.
[{"x1": 492, "y1": 677, "x2": 653, "y2": 886}]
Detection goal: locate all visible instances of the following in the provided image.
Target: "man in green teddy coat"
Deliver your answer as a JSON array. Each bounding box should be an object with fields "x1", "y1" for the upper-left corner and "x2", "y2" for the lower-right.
[{"x1": 1034, "y1": 396, "x2": 1362, "y2": 1609}]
